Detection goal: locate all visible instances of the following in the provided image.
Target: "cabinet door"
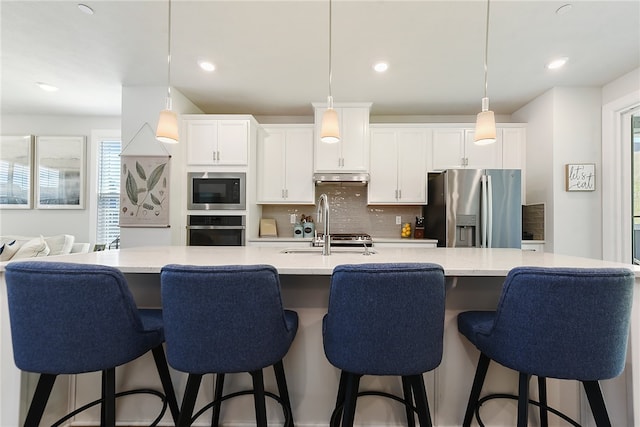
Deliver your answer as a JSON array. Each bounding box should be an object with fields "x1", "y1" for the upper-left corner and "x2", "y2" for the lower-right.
[
  {"x1": 217, "y1": 120, "x2": 248, "y2": 165},
  {"x1": 397, "y1": 130, "x2": 427, "y2": 203},
  {"x1": 283, "y1": 128, "x2": 314, "y2": 203},
  {"x1": 257, "y1": 128, "x2": 286, "y2": 202},
  {"x1": 369, "y1": 129, "x2": 399, "y2": 203},
  {"x1": 432, "y1": 129, "x2": 465, "y2": 170},
  {"x1": 340, "y1": 108, "x2": 369, "y2": 171},
  {"x1": 465, "y1": 129, "x2": 503, "y2": 169},
  {"x1": 186, "y1": 120, "x2": 217, "y2": 165}
]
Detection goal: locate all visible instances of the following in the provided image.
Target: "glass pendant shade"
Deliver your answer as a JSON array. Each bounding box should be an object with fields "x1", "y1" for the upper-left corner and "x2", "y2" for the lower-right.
[
  {"x1": 156, "y1": 109, "x2": 179, "y2": 144},
  {"x1": 320, "y1": 108, "x2": 340, "y2": 143},
  {"x1": 474, "y1": 109, "x2": 496, "y2": 145}
]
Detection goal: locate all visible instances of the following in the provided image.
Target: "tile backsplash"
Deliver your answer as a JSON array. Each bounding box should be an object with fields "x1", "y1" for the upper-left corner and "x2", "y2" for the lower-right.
[
  {"x1": 522, "y1": 203, "x2": 545, "y2": 240},
  {"x1": 260, "y1": 185, "x2": 423, "y2": 238}
]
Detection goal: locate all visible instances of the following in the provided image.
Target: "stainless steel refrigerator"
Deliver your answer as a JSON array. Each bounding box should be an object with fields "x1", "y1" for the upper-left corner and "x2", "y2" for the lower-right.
[{"x1": 423, "y1": 169, "x2": 522, "y2": 248}]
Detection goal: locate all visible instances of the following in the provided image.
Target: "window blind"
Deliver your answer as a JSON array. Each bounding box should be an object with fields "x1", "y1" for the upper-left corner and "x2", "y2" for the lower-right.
[{"x1": 97, "y1": 139, "x2": 121, "y2": 245}]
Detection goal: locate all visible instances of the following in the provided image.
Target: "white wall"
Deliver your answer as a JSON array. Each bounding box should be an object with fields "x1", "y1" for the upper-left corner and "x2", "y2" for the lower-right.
[
  {"x1": 513, "y1": 87, "x2": 602, "y2": 258},
  {"x1": 119, "y1": 85, "x2": 202, "y2": 248},
  {"x1": 0, "y1": 115, "x2": 120, "y2": 245}
]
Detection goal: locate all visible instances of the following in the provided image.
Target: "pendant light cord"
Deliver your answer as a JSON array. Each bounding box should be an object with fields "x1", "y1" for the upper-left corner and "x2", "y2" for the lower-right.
[
  {"x1": 483, "y1": 0, "x2": 490, "y2": 100},
  {"x1": 327, "y1": 0, "x2": 333, "y2": 107},
  {"x1": 166, "y1": 0, "x2": 172, "y2": 107}
]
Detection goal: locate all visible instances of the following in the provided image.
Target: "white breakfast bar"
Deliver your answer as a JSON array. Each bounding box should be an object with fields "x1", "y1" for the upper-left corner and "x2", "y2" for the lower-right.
[{"x1": 1, "y1": 246, "x2": 639, "y2": 426}]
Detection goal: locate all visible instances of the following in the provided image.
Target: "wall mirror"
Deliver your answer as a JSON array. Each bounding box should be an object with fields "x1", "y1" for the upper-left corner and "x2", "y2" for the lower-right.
[{"x1": 0, "y1": 135, "x2": 33, "y2": 209}]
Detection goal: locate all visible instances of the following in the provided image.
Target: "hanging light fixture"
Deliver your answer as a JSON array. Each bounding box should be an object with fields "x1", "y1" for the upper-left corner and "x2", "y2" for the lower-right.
[
  {"x1": 320, "y1": 0, "x2": 340, "y2": 144},
  {"x1": 156, "y1": 0, "x2": 179, "y2": 144},
  {"x1": 474, "y1": 0, "x2": 496, "y2": 146}
]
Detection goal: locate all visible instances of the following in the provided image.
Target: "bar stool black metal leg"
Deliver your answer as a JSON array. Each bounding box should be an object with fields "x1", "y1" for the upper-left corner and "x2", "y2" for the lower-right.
[
  {"x1": 463, "y1": 353, "x2": 491, "y2": 427},
  {"x1": 211, "y1": 373, "x2": 225, "y2": 427},
  {"x1": 151, "y1": 345, "x2": 180, "y2": 425},
  {"x1": 401, "y1": 376, "x2": 416, "y2": 427},
  {"x1": 341, "y1": 373, "x2": 361, "y2": 427},
  {"x1": 250, "y1": 370, "x2": 268, "y2": 427},
  {"x1": 538, "y1": 376, "x2": 548, "y2": 427},
  {"x1": 101, "y1": 368, "x2": 116, "y2": 427},
  {"x1": 409, "y1": 374, "x2": 433, "y2": 427},
  {"x1": 517, "y1": 372, "x2": 531, "y2": 427},
  {"x1": 273, "y1": 360, "x2": 295, "y2": 427},
  {"x1": 24, "y1": 374, "x2": 57, "y2": 427},
  {"x1": 582, "y1": 381, "x2": 612, "y2": 427},
  {"x1": 330, "y1": 371, "x2": 348, "y2": 427},
  {"x1": 179, "y1": 374, "x2": 203, "y2": 427}
]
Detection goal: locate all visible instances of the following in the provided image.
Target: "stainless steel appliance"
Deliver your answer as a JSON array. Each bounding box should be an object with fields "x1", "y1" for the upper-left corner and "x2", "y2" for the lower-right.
[
  {"x1": 188, "y1": 172, "x2": 246, "y2": 210},
  {"x1": 186, "y1": 215, "x2": 246, "y2": 246},
  {"x1": 423, "y1": 169, "x2": 521, "y2": 248}
]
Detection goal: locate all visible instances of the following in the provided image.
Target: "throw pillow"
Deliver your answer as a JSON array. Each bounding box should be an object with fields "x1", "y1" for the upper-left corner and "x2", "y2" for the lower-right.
[
  {"x1": 0, "y1": 240, "x2": 20, "y2": 261},
  {"x1": 45, "y1": 234, "x2": 75, "y2": 256},
  {"x1": 12, "y1": 236, "x2": 50, "y2": 259}
]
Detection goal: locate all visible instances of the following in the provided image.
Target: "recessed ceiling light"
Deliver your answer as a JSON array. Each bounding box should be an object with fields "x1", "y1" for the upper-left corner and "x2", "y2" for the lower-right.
[
  {"x1": 36, "y1": 82, "x2": 59, "y2": 92},
  {"x1": 555, "y1": 4, "x2": 573, "y2": 15},
  {"x1": 373, "y1": 62, "x2": 389, "y2": 73},
  {"x1": 198, "y1": 60, "x2": 216, "y2": 72},
  {"x1": 546, "y1": 57, "x2": 569, "y2": 70},
  {"x1": 77, "y1": 4, "x2": 94, "y2": 15}
]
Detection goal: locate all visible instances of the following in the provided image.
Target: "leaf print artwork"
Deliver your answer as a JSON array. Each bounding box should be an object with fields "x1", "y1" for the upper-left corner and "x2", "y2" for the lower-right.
[{"x1": 120, "y1": 156, "x2": 170, "y2": 227}]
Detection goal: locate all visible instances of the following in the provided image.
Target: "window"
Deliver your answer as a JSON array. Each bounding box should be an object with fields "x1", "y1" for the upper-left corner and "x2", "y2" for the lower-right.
[{"x1": 97, "y1": 139, "x2": 121, "y2": 246}]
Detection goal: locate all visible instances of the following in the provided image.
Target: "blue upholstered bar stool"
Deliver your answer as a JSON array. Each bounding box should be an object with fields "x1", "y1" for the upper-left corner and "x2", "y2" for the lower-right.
[
  {"x1": 458, "y1": 267, "x2": 635, "y2": 427},
  {"x1": 5, "y1": 261, "x2": 180, "y2": 427},
  {"x1": 160, "y1": 264, "x2": 298, "y2": 427},
  {"x1": 323, "y1": 263, "x2": 446, "y2": 427}
]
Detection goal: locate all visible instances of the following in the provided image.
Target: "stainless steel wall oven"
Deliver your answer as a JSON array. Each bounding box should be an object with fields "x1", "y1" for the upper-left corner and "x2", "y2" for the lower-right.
[{"x1": 186, "y1": 215, "x2": 246, "y2": 246}]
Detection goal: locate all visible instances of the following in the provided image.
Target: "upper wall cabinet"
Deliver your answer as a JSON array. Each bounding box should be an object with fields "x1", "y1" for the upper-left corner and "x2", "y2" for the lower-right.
[
  {"x1": 257, "y1": 125, "x2": 314, "y2": 204},
  {"x1": 432, "y1": 128, "x2": 503, "y2": 170},
  {"x1": 313, "y1": 103, "x2": 371, "y2": 172},
  {"x1": 184, "y1": 117, "x2": 250, "y2": 166},
  {"x1": 369, "y1": 126, "x2": 429, "y2": 205},
  {"x1": 431, "y1": 125, "x2": 525, "y2": 171}
]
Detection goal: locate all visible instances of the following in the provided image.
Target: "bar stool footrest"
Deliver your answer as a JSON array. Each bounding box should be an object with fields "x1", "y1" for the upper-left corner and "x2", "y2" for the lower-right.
[
  {"x1": 190, "y1": 389, "x2": 292, "y2": 426},
  {"x1": 475, "y1": 393, "x2": 581, "y2": 427},
  {"x1": 51, "y1": 388, "x2": 169, "y2": 427}
]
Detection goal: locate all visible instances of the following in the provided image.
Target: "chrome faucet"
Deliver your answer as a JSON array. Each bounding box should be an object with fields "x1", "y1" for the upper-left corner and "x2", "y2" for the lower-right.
[{"x1": 317, "y1": 193, "x2": 331, "y2": 255}]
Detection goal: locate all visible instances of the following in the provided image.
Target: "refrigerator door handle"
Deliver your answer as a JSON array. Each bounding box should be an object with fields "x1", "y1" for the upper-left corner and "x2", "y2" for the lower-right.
[
  {"x1": 487, "y1": 174, "x2": 493, "y2": 248},
  {"x1": 481, "y1": 175, "x2": 488, "y2": 247}
]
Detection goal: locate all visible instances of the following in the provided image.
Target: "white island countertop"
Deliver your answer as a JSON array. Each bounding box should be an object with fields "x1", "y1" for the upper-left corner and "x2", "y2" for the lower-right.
[{"x1": 7, "y1": 245, "x2": 637, "y2": 276}]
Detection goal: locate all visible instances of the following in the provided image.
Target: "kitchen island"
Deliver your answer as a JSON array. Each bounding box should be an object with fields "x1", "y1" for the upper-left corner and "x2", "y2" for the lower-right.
[{"x1": 1, "y1": 246, "x2": 639, "y2": 426}]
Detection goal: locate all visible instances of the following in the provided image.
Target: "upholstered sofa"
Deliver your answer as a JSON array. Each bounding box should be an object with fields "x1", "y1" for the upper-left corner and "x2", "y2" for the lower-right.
[{"x1": 0, "y1": 235, "x2": 90, "y2": 262}]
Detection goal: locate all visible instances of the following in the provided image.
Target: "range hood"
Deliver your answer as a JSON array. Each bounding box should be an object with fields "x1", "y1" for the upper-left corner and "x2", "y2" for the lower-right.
[{"x1": 314, "y1": 173, "x2": 369, "y2": 185}]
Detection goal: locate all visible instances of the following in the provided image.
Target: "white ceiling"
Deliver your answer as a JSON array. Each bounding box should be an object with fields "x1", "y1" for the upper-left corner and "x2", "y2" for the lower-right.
[{"x1": 1, "y1": 0, "x2": 639, "y2": 118}]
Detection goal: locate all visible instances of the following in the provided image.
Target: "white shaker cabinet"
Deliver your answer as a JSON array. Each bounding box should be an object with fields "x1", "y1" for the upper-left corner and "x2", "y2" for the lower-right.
[
  {"x1": 185, "y1": 118, "x2": 249, "y2": 166},
  {"x1": 313, "y1": 103, "x2": 371, "y2": 172},
  {"x1": 257, "y1": 125, "x2": 314, "y2": 204},
  {"x1": 369, "y1": 126, "x2": 429, "y2": 204},
  {"x1": 432, "y1": 127, "x2": 503, "y2": 170}
]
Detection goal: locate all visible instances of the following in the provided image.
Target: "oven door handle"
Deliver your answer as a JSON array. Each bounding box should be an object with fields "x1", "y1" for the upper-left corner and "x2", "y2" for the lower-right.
[{"x1": 186, "y1": 225, "x2": 246, "y2": 230}]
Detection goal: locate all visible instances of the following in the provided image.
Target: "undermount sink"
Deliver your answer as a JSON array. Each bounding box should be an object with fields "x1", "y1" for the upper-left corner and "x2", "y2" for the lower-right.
[{"x1": 279, "y1": 247, "x2": 377, "y2": 255}]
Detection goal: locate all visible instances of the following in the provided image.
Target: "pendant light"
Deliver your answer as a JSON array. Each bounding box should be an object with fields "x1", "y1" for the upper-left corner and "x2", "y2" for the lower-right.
[
  {"x1": 156, "y1": 0, "x2": 179, "y2": 144},
  {"x1": 320, "y1": 0, "x2": 340, "y2": 144},
  {"x1": 474, "y1": 0, "x2": 496, "y2": 146}
]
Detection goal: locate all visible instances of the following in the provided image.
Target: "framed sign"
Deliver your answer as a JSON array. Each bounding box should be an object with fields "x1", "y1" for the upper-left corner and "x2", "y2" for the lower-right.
[
  {"x1": 36, "y1": 136, "x2": 86, "y2": 209},
  {"x1": 565, "y1": 163, "x2": 595, "y2": 192},
  {"x1": 0, "y1": 135, "x2": 33, "y2": 209}
]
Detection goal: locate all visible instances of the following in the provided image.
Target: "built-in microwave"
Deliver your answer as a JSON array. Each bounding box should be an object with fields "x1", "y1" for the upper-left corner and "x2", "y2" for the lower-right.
[{"x1": 188, "y1": 172, "x2": 246, "y2": 210}]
